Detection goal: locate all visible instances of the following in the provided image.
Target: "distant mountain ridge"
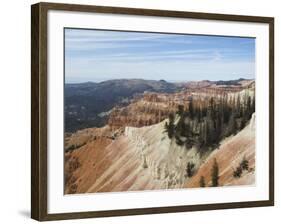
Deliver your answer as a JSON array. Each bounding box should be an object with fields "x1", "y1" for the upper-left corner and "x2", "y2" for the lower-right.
[
  {"x1": 65, "y1": 78, "x2": 254, "y2": 132},
  {"x1": 65, "y1": 79, "x2": 180, "y2": 132}
]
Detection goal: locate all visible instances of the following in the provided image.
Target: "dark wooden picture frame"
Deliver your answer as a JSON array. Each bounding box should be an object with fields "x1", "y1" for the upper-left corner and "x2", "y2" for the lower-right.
[{"x1": 31, "y1": 2, "x2": 274, "y2": 221}]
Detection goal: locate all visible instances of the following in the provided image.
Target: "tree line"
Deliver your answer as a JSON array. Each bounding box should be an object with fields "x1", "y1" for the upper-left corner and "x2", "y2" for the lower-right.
[{"x1": 164, "y1": 93, "x2": 255, "y2": 154}]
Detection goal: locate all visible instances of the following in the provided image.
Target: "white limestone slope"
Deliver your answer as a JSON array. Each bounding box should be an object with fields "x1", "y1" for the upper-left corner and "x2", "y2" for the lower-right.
[
  {"x1": 85, "y1": 119, "x2": 200, "y2": 193},
  {"x1": 80, "y1": 114, "x2": 255, "y2": 193}
]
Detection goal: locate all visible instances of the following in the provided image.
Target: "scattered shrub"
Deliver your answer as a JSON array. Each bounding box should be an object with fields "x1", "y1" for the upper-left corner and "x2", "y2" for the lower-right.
[
  {"x1": 233, "y1": 166, "x2": 243, "y2": 178},
  {"x1": 240, "y1": 157, "x2": 249, "y2": 171},
  {"x1": 65, "y1": 142, "x2": 86, "y2": 152},
  {"x1": 233, "y1": 157, "x2": 250, "y2": 178}
]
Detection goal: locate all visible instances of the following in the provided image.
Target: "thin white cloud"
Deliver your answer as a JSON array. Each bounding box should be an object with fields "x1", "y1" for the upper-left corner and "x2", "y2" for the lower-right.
[
  {"x1": 64, "y1": 29, "x2": 255, "y2": 82},
  {"x1": 65, "y1": 29, "x2": 194, "y2": 52},
  {"x1": 65, "y1": 48, "x2": 251, "y2": 64}
]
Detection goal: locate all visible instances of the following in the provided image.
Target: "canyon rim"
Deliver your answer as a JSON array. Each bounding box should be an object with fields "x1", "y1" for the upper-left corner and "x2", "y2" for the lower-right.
[{"x1": 64, "y1": 28, "x2": 256, "y2": 194}]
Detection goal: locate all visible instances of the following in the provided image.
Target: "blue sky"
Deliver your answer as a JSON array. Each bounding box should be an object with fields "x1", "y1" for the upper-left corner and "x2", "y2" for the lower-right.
[{"x1": 65, "y1": 28, "x2": 255, "y2": 83}]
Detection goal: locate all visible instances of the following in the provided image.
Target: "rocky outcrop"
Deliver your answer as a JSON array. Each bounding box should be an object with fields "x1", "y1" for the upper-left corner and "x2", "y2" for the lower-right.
[
  {"x1": 107, "y1": 94, "x2": 178, "y2": 129},
  {"x1": 107, "y1": 81, "x2": 255, "y2": 130}
]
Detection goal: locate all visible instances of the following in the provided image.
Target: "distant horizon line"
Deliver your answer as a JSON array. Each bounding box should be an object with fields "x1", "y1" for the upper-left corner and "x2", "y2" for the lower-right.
[{"x1": 65, "y1": 77, "x2": 255, "y2": 84}]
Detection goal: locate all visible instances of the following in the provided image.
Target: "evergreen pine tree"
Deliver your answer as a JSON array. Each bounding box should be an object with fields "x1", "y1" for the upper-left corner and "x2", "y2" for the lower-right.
[
  {"x1": 177, "y1": 105, "x2": 184, "y2": 116},
  {"x1": 199, "y1": 176, "x2": 205, "y2": 187},
  {"x1": 251, "y1": 95, "x2": 255, "y2": 114},
  {"x1": 189, "y1": 98, "x2": 194, "y2": 119},
  {"x1": 164, "y1": 113, "x2": 175, "y2": 139},
  {"x1": 211, "y1": 159, "x2": 219, "y2": 187},
  {"x1": 236, "y1": 95, "x2": 241, "y2": 117},
  {"x1": 228, "y1": 114, "x2": 238, "y2": 136},
  {"x1": 240, "y1": 116, "x2": 246, "y2": 130},
  {"x1": 186, "y1": 162, "x2": 195, "y2": 177}
]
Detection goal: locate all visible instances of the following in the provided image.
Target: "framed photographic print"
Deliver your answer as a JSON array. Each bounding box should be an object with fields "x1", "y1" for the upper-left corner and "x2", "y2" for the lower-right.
[{"x1": 31, "y1": 2, "x2": 274, "y2": 221}]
